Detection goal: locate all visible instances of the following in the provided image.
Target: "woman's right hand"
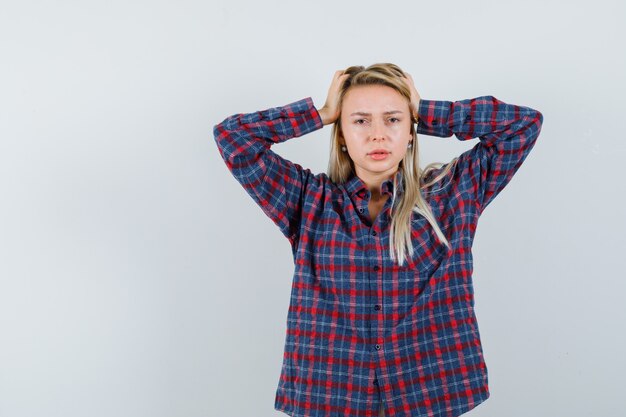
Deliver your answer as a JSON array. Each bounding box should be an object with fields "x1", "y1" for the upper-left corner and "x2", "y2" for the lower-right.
[{"x1": 318, "y1": 69, "x2": 350, "y2": 125}]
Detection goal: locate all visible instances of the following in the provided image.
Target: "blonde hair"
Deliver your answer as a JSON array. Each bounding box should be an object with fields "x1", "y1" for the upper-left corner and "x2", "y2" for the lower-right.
[{"x1": 327, "y1": 63, "x2": 459, "y2": 266}]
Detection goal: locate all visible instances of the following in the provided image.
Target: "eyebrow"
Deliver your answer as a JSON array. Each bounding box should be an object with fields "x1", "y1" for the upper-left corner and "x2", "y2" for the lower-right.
[{"x1": 349, "y1": 110, "x2": 404, "y2": 116}]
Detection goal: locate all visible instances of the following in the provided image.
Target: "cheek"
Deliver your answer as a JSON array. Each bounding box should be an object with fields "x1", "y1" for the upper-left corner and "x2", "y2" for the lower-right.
[
  {"x1": 394, "y1": 125, "x2": 413, "y2": 141},
  {"x1": 341, "y1": 126, "x2": 361, "y2": 141}
]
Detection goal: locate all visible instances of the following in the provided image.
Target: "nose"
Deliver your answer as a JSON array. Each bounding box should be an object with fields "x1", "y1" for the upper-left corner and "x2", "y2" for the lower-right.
[{"x1": 370, "y1": 119, "x2": 386, "y2": 141}]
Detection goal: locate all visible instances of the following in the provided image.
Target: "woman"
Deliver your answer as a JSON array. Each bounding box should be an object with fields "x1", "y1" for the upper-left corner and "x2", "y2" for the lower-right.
[{"x1": 213, "y1": 63, "x2": 543, "y2": 417}]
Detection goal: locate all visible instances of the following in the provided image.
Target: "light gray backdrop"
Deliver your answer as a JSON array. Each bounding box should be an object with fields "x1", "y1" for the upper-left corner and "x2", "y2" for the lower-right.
[{"x1": 1, "y1": 1, "x2": 624, "y2": 416}]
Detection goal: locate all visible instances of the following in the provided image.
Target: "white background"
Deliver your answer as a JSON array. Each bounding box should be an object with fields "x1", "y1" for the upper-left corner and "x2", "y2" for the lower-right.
[{"x1": 1, "y1": 1, "x2": 624, "y2": 416}]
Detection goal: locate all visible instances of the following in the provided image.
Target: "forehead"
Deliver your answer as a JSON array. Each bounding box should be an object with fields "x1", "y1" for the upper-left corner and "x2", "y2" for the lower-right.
[{"x1": 342, "y1": 84, "x2": 407, "y2": 112}]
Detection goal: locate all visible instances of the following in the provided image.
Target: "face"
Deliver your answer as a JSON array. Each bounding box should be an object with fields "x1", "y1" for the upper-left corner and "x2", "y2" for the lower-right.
[{"x1": 339, "y1": 84, "x2": 413, "y2": 185}]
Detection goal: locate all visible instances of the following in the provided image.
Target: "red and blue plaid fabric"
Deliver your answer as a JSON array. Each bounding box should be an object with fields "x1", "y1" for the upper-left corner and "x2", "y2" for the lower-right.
[{"x1": 213, "y1": 95, "x2": 543, "y2": 417}]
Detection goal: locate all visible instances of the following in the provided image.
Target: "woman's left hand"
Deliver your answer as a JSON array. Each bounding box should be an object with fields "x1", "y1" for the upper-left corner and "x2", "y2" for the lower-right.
[{"x1": 403, "y1": 72, "x2": 421, "y2": 122}]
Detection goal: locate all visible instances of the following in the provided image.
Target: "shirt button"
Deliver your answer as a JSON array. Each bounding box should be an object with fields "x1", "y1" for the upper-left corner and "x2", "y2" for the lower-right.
[
  {"x1": 372, "y1": 230, "x2": 377, "y2": 236},
  {"x1": 432, "y1": 119, "x2": 438, "y2": 125},
  {"x1": 375, "y1": 344, "x2": 381, "y2": 350},
  {"x1": 465, "y1": 114, "x2": 471, "y2": 121},
  {"x1": 359, "y1": 208, "x2": 364, "y2": 213},
  {"x1": 373, "y1": 265, "x2": 380, "y2": 271},
  {"x1": 373, "y1": 379, "x2": 378, "y2": 385},
  {"x1": 374, "y1": 304, "x2": 381, "y2": 310}
]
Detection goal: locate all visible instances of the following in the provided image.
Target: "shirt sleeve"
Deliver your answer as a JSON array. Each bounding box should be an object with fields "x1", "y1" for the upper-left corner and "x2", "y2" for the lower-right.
[
  {"x1": 212, "y1": 97, "x2": 324, "y2": 245},
  {"x1": 416, "y1": 95, "x2": 544, "y2": 215}
]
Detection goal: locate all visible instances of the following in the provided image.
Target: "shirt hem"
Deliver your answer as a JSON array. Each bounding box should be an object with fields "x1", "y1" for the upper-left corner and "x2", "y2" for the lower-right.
[{"x1": 274, "y1": 388, "x2": 490, "y2": 417}]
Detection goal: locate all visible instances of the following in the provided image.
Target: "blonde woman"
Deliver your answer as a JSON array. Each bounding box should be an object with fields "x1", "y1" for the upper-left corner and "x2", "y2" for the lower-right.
[{"x1": 213, "y1": 63, "x2": 544, "y2": 417}]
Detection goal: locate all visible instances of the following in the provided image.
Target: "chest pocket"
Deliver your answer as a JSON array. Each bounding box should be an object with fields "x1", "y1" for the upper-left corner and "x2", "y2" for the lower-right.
[{"x1": 394, "y1": 216, "x2": 449, "y2": 280}]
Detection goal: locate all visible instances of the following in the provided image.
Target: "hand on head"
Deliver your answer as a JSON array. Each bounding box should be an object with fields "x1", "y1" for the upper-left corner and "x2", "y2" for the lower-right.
[
  {"x1": 318, "y1": 69, "x2": 350, "y2": 125},
  {"x1": 402, "y1": 72, "x2": 421, "y2": 123},
  {"x1": 318, "y1": 68, "x2": 422, "y2": 125}
]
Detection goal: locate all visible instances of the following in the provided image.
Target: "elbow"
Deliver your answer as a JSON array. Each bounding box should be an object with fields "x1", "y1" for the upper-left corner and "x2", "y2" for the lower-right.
[
  {"x1": 532, "y1": 109, "x2": 544, "y2": 133},
  {"x1": 521, "y1": 106, "x2": 544, "y2": 134},
  {"x1": 526, "y1": 109, "x2": 544, "y2": 146},
  {"x1": 212, "y1": 125, "x2": 220, "y2": 144}
]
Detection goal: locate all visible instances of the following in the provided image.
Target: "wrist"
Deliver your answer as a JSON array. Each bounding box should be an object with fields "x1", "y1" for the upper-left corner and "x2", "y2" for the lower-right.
[
  {"x1": 413, "y1": 99, "x2": 421, "y2": 121},
  {"x1": 318, "y1": 107, "x2": 332, "y2": 125}
]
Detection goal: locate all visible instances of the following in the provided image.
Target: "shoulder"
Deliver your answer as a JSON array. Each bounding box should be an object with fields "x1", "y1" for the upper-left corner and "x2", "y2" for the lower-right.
[{"x1": 420, "y1": 159, "x2": 459, "y2": 196}]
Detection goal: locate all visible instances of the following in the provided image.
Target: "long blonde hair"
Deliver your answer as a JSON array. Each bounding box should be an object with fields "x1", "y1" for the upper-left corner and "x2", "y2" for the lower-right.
[{"x1": 327, "y1": 63, "x2": 459, "y2": 266}]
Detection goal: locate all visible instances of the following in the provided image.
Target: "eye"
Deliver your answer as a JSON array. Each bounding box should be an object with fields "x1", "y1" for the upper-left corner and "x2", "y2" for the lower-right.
[
  {"x1": 355, "y1": 119, "x2": 367, "y2": 125},
  {"x1": 389, "y1": 117, "x2": 400, "y2": 123}
]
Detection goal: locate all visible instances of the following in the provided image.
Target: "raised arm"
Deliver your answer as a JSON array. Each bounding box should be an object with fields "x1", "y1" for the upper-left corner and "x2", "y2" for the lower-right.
[
  {"x1": 415, "y1": 95, "x2": 544, "y2": 215},
  {"x1": 212, "y1": 97, "x2": 323, "y2": 246},
  {"x1": 212, "y1": 71, "x2": 349, "y2": 247}
]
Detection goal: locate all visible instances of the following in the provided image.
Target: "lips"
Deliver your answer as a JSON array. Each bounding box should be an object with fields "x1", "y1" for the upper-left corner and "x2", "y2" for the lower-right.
[{"x1": 368, "y1": 149, "x2": 390, "y2": 160}]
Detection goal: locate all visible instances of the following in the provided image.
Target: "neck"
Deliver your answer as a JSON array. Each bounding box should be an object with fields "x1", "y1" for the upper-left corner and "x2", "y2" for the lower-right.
[{"x1": 358, "y1": 168, "x2": 399, "y2": 200}]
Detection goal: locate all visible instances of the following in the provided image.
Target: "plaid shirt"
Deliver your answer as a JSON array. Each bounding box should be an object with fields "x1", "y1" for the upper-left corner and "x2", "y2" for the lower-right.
[{"x1": 213, "y1": 95, "x2": 543, "y2": 417}]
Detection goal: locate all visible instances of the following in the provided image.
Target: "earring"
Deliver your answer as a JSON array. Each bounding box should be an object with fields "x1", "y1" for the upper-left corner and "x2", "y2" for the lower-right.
[
  {"x1": 407, "y1": 142, "x2": 413, "y2": 149},
  {"x1": 341, "y1": 145, "x2": 347, "y2": 152}
]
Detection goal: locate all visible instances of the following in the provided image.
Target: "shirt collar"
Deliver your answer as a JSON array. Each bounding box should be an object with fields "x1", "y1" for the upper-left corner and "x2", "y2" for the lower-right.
[{"x1": 344, "y1": 168, "x2": 405, "y2": 197}]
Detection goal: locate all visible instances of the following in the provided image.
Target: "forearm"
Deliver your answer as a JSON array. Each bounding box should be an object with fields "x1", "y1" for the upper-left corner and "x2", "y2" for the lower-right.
[
  {"x1": 214, "y1": 97, "x2": 323, "y2": 148},
  {"x1": 213, "y1": 97, "x2": 323, "y2": 176},
  {"x1": 415, "y1": 95, "x2": 543, "y2": 144}
]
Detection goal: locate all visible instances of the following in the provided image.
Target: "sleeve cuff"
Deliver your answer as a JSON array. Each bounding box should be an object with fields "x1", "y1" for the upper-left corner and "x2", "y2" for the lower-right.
[
  {"x1": 416, "y1": 98, "x2": 454, "y2": 137},
  {"x1": 279, "y1": 97, "x2": 324, "y2": 138}
]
